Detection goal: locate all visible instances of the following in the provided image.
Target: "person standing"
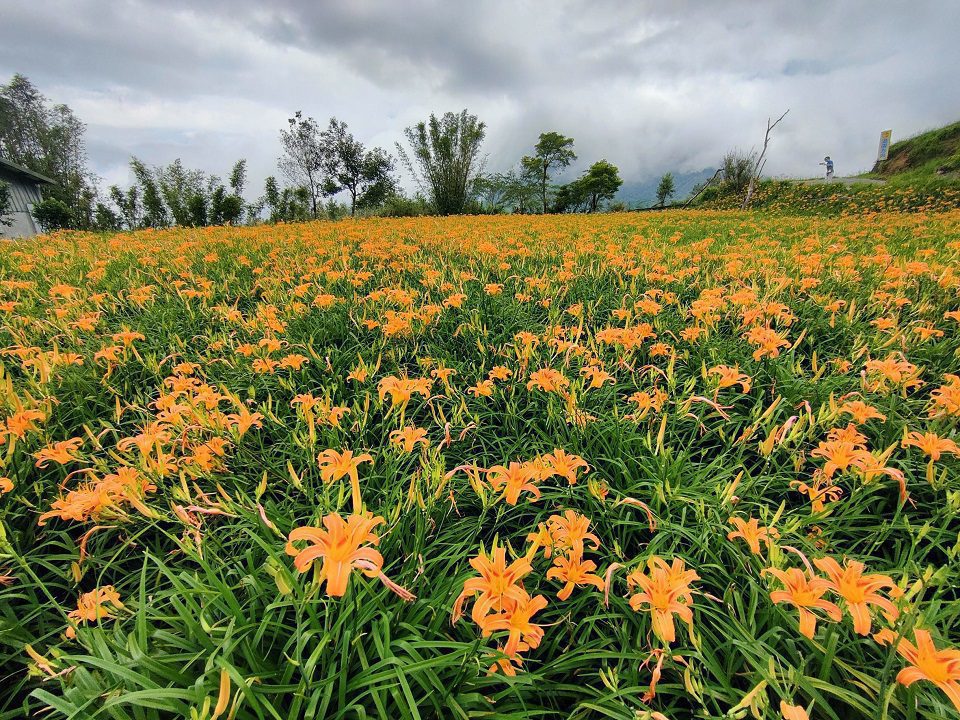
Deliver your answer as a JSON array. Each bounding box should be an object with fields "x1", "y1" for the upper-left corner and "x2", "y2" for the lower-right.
[{"x1": 819, "y1": 156, "x2": 835, "y2": 180}]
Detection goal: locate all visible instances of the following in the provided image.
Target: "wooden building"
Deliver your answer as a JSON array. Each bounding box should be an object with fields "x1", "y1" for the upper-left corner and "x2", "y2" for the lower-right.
[{"x1": 0, "y1": 157, "x2": 56, "y2": 239}]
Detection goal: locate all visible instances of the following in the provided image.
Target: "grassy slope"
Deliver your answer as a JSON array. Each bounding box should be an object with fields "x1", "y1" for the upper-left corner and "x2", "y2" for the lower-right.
[
  {"x1": 866, "y1": 121, "x2": 960, "y2": 183},
  {"x1": 694, "y1": 120, "x2": 960, "y2": 214}
]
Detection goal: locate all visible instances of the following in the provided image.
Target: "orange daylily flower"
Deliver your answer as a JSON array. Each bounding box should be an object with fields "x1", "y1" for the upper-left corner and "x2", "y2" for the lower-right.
[
  {"x1": 389, "y1": 426, "x2": 429, "y2": 453},
  {"x1": 627, "y1": 388, "x2": 668, "y2": 419},
  {"x1": 378, "y1": 375, "x2": 431, "y2": 407},
  {"x1": 810, "y1": 424, "x2": 871, "y2": 479},
  {"x1": 812, "y1": 556, "x2": 901, "y2": 635},
  {"x1": 478, "y1": 589, "x2": 548, "y2": 658},
  {"x1": 3, "y1": 409, "x2": 45, "y2": 439},
  {"x1": 727, "y1": 516, "x2": 779, "y2": 555},
  {"x1": 487, "y1": 643, "x2": 527, "y2": 676},
  {"x1": 546, "y1": 551, "x2": 605, "y2": 600},
  {"x1": 452, "y1": 545, "x2": 533, "y2": 625},
  {"x1": 627, "y1": 556, "x2": 699, "y2": 644},
  {"x1": 864, "y1": 353, "x2": 922, "y2": 394},
  {"x1": 346, "y1": 365, "x2": 369, "y2": 384},
  {"x1": 875, "y1": 628, "x2": 960, "y2": 712},
  {"x1": 546, "y1": 510, "x2": 601, "y2": 556},
  {"x1": 226, "y1": 406, "x2": 265, "y2": 437},
  {"x1": 838, "y1": 399, "x2": 886, "y2": 424},
  {"x1": 928, "y1": 374, "x2": 960, "y2": 418},
  {"x1": 764, "y1": 567, "x2": 841, "y2": 638},
  {"x1": 902, "y1": 431, "x2": 960, "y2": 461},
  {"x1": 112, "y1": 330, "x2": 145, "y2": 347},
  {"x1": 708, "y1": 364, "x2": 752, "y2": 393},
  {"x1": 468, "y1": 379, "x2": 494, "y2": 397},
  {"x1": 488, "y1": 365, "x2": 512, "y2": 381},
  {"x1": 580, "y1": 366, "x2": 615, "y2": 389},
  {"x1": 744, "y1": 325, "x2": 790, "y2": 361},
  {"x1": 791, "y1": 473, "x2": 843, "y2": 513},
  {"x1": 779, "y1": 701, "x2": 810, "y2": 720},
  {"x1": 286, "y1": 512, "x2": 413, "y2": 600},
  {"x1": 487, "y1": 461, "x2": 541, "y2": 505},
  {"x1": 34, "y1": 437, "x2": 84, "y2": 468},
  {"x1": 527, "y1": 368, "x2": 570, "y2": 394},
  {"x1": 65, "y1": 586, "x2": 125, "y2": 639},
  {"x1": 278, "y1": 353, "x2": 309, "y2": 371},
  {"x1": 38, "y1": 467, "x2": 156, "y2": 526},
  {"x1": 539, "y1": 449, "x2": 589, "y2": 485},
  {"x1": 317, "y1": 449, "x2": 374, "y2": 512}
]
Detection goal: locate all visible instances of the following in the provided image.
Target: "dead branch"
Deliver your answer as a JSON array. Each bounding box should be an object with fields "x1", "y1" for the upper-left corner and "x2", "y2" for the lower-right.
[{"x1": 741, "y1": 109, "x2": 789, "y2": 210}]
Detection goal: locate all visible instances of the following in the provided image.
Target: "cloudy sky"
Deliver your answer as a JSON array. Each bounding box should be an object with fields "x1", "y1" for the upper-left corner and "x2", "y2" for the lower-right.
[{"x1": 2, "y1": 0, "x2": 958, "y2": 197}]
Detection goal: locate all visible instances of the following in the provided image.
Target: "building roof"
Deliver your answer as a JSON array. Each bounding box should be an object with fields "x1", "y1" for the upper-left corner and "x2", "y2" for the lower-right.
[{"x1": 0, "y1": 157, "x2": 57, "y2": 186}]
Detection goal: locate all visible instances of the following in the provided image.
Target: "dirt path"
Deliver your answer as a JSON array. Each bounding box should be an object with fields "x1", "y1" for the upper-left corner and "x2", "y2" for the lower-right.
[{"x1": 800, "y1": 177, "x2": 886, "y2": 186}]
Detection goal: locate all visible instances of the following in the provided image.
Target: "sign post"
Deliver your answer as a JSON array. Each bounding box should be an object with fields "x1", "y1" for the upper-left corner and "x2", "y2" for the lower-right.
[{"x1": 877, "y1": 129, "x2": 892, "y2": 162}]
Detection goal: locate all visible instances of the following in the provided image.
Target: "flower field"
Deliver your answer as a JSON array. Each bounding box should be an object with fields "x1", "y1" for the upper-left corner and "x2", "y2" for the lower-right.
[{"x1": 2, "y1": 210, "x2": 960, "y2": 719}]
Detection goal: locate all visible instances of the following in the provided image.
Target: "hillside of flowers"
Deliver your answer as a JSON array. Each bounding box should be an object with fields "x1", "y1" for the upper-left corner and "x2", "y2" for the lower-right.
[{"x1": 2, "y1": 210, "x2": 960, "y2": 719}]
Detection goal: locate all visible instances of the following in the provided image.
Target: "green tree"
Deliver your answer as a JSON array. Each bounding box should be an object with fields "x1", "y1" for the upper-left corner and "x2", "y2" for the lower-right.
[
  {"x1": 108, "y1": 184, "x2": 141, "y2": 229},
  {"x1": 502, "y1": 168, "x2": 540, "y2": 214},
  {"x1": 31, "y1": 197, "x2": 74, "y2": 232},
  {"x1": 93, "y1": 202, "x2": 121, "y2": 232},
  {"x1": 521, "y1": 131, "x2": 576, "y2": 213},
  {"x1": 473, "y1": 174, "x2": 511, "y2": 213},
  {"x1": 555, "y1": 160, "x2": 622, "y2": 213},
  {"x1": 261, "y1": 176, "x2": 310, "y2": 223},
  {"x1": 130, "y1": 158, "x2": 168, "y2": 228},
  {"x1": 0, "y1": 74, "x2": 98, "y2": 229},
  {"x1": 656, "y1": 172, "x2": 675, "y2": 206},
  {"x1": 721, "y1": 150, "x2": 756, "y2": 193},
  {"x1": 122, "y1": 157, "x2": 246, "y2": 228},
  {"x1": 0, "y1": 181, "x2": 11, "y2": 227},
  {"x1": 229, "y1": 159, "x2": 246, "y2": 197},
  {"x1": 319, "y1": 118, "x2": 396, "y2": 216},
  {"x1": 397, "y1": 109, "x2": 486, "y2": 215},
  {"x1": 581, "y1": 160, "x2": 622, "y2": 212},
  {"x1": 279, "y1": 111, "x2": 325, "y2": 218},
  {"x1": 156, "y1": 158, "x2": 204, "y2": 226}
]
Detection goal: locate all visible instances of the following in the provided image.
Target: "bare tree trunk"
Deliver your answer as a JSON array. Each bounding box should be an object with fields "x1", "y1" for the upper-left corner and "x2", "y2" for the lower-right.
[
  {"x1": 683, "y1": 168, "x2": 724, "y2": 208},
  {"x1": 741, "y1": 109, "x2": 789, "y2": 210}
]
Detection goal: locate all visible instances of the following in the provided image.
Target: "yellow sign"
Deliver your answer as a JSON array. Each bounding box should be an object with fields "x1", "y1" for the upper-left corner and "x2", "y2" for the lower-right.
[{"x1": 877, "y1": 129, "x2": 892, "y2": 161}]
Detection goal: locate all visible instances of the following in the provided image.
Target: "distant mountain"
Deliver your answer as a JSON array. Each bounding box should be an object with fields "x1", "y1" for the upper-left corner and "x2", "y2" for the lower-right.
[{"x1": 616, "y1": 167, "x2": 716, "y2": 208}]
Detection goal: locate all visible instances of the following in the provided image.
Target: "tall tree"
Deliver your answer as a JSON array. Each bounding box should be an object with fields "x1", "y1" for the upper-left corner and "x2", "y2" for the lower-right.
[
  {"x1": 656, "y1": 172, "x2": 675, "y2": 207},
  {"x1": 320, "y1": 118, "x2": 396, "y2": 216},
  {"x1": 397, "y1": 109, "x2": 486, "y2": 215},
  {"x1": 130, "y1": 158, "x2": 168, "y2": 228},
  {"x1": 0, "y1": 74, "x2": 98, "y2": 229},
  {"x1": 554, "y1": 160, "x2": 623, "y2": 213},
  {"x1": 108, "y1": 184, "x2": 141, "y2": 229},
  {"x1": 156, "y1": 158, "x2": 204, "y2": 227},
  {"x1": 279, "y1": 112, "x2": 324, "y2": 218},
  {"x1": 228, "y1": 159, "x2": 247, "y2": 197},
  {"x1": 580, "y1": 160, "x2": 622, "y2": 212},
  {"x1": 521, "y1": 131, "x2": 576, "y2": 213},
  {"x1": 261, "y1": 175, "x2": 310, "y2": 224}
]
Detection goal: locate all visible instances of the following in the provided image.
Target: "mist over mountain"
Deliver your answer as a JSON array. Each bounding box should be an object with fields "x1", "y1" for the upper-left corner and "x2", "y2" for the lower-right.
[{"x1": 616, "y1": 167, "x2": 716, "y2": 208}]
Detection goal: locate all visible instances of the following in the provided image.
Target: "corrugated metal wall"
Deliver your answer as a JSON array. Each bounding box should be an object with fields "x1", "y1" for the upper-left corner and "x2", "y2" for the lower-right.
[{"x1": 0, "y1": 171, "x2": 43, "y2": 239}]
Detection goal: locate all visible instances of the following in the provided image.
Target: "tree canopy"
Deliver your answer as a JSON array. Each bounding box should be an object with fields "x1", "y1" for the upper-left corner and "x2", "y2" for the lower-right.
[
  {"x1": 320, "y1": 118, "x2": 396, "y2": 216},
  {"x1": 521, "y1": 131, "x2": 576, "y2": 213},
  {"x1": 397, "y1": 110, "x2": 486, "y2": 215},
  {"x1": 554, "y1": 160, "x2": 623, "y2": 213},
  {"x1": 656, "y1": 172, "x2": 676, "y2": 206},
  {"x1": 0, "y1": 74, "x2": 98, "y2": 229}
]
